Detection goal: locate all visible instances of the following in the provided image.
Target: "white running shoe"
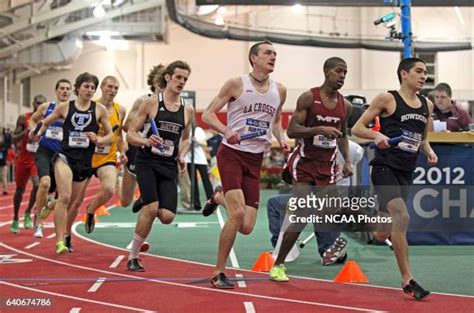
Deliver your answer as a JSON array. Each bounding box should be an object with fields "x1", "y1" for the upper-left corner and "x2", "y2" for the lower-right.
[{"x1": 33, "y1": 225, "x2": 43, "y2": 238}]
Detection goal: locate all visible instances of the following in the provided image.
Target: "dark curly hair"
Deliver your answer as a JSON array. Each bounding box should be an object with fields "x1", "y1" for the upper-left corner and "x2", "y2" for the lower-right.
[
  {"x1": 157, "y1": 61, "x2": 191, "y2": 90},
  {"x1": 147, "y1": 64, "x2": 165, "y2": 93}
]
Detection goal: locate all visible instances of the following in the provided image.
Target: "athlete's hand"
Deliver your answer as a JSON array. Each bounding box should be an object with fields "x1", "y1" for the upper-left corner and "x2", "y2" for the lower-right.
[
  {"x1": 224, "y1": 129, "x2": 240, "y2": 145},
  {"x1": 178, "y1": 156, "x2": 186, "y2": 176},
  {"x1": 119, "y1": 153, "x2": 128, "y2": 165},
  {"x1": 87, "y1": 132, "x2": 98, "y2": 144},
  {"x1": 146, "y1": 134, "x2": 163, "y2": 147},
  {"x1": 427, "y1": 150, "x2": 438, "y2": 166},
  {"x1": 319, "y1": 127, "x2": 342, "y2": 139},
  {"x1": 279, "y1": 141, "x2": 291, "y2": 153},
  {"x1": 29, "y1": 129, "x2": 40, "y2": 142},
  {"x1": 342, "y1": 161, "x2": 353, "y2": 177},
  {"x1": 373, "y1": 133, "x2": 391, "y2": 149}
]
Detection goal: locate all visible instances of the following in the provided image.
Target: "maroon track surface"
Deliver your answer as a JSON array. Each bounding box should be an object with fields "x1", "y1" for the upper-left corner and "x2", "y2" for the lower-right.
[{"x1": 1, "y1": 180, "x2": 473, "y2": 312}]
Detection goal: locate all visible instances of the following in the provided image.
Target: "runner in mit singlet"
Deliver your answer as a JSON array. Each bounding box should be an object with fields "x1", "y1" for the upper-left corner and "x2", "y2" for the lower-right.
[
  {"x1": 270, "y1": 57, "x2": 353, "y2": 282},
  {"x1": 33, "y1": 72, "x2": 113, "y2": 254},
  {"x1": 10, "y1": 94, "x2": 46, "y2": 234},
  {"x1": 28, "y1": 79, "x2": 72, "y2": 238},
  {"x1": 126, "y1": 61, "x2": 193, "y2": 271},
  {"x1": 352, "y1": 57, "x2": 438, "y2": 299},
  {"x1": 202, "y1": 41, "x2": 290, "y2": 288}
]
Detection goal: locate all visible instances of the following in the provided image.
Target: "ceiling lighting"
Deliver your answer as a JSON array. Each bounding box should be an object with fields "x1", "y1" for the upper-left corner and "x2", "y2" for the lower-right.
[
  {"x1": 454, "y1": 6, "x2": 465, "y2": 26},
  {"x1": 214, "y1": 15, "x2": 224, "y2": 26},
  {"x1": 93, "y1": 3, "x2": 106, "y2": 18},
  {"x1": 196, "y1": 5, "x2": 219, "y2": 16},
  {"x1": 292, "y1": 4, "x2": 304, "y2": 15}
]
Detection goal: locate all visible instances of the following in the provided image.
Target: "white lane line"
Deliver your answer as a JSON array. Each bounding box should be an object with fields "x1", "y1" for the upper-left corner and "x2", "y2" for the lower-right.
[
  {"x1": 72, "y1": 214, "x2": 474, "y2": 300},
  {"x1": 216, "y1": 207, "x2": 240, "y2": 268},
  {"x1": 244, "y1": 302, "x2": 256, "y2": 313},
  {"x1": 235, "y1": 274, "x2": 246, "y2": 288},
  {"x1": 0, "y1": 217, "x2": 24, "y2": 228},
  {"x1": 47, "y1": 233, "x2": 55, "y2": 239},
  {"x1": 109, "y1": 255, "x2": 125, "y2": 268},
  {"x1": 88, "y1": 277, "x2": 106, "y2": 293},
  {"x1": 24, "y1": 242, "x2": 40, "y2": 249},
  {"x1": 1, "y1": 243, "x2": 382, "y2": 312},
  {"x1": 69, "y1": 308, "x2": 81, "y2": 313},
  {"x1": 0, "y1": 281, "x2": 154, "y2": 312}
]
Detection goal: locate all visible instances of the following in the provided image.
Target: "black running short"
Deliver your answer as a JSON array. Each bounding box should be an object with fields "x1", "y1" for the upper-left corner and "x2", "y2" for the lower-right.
[
  {"x1": 35, "y1": 145, "x2": 57, "y2": 193},
  {"x1": 371, "y1": 165, "x2": 412, "y2": 212},
  {"x1": 125, "y1": 146, "x2": 137, "y2": 176},
  {"x1": 135, "y1": 158, "x2": 178, "y2": 213},
  {"x1": 54, "y1": 153, "x2": 92, "y2": 183}
]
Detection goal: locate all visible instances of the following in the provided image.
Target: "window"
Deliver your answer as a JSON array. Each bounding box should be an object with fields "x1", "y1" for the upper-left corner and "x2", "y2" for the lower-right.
[{"x1": 22, "y1": 78, "x2": 31, "y2": 108}]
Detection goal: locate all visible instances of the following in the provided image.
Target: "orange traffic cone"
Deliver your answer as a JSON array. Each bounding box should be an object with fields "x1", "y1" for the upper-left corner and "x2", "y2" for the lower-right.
[
  {"x1": 251, "y1": 251, "x2": 274, "y2": 272},
  {"x1": 371, "y1": 116, "x2": 381, "y2": 132},
  {"x1": 81, "y1": 213, "x2": 99, "y2": 223},
  {"x1": 95, "y1": 206, "x2": 110, "y2": 216},
  {"x1": 134, "y1": 189, "x2": 140, "y2": 200},
  {"x1": 334, "y1": 261, "x2": 368, "y2": 283}
]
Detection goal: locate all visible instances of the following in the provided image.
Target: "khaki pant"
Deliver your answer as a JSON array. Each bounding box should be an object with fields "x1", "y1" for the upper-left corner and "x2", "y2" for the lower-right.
[{"x1": 0, "y1": 165, "x2": 7, "y2": 192}]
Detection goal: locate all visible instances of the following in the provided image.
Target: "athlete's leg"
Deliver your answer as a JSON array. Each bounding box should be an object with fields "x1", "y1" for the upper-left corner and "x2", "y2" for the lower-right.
[
  {"x1": 87, "y1": 165, "x2": 117, "y2": 214},
  {"x1": 119, "y1": 168, "x2": 137, "y2": 207}
]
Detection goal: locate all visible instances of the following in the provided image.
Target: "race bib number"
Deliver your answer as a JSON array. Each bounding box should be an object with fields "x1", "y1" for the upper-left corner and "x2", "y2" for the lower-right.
[
  {"x1": 313, "y1": 135, "x2": 337, "y2": 149},
  {"x1": 151, "y1": 139, "x2": 174, "y2": 157},
  {"x1": 95, "y1": 144, "x2": 111, "y2": 154},
  {"x1": 398, "y1": 130, "x2": 422, "y2": 153},
  {"x1": 244, "y1": 118, "x2": 269, "y2": 139},
  {"x1": 26, "y1": 141, "x2": 39, "y2": 153},
  {"x1": 69, "y1": 131, "x2": 89, "y2": 148},
  {"x1": 45, "y1": 126, "x2": 63, "y2": 141}
]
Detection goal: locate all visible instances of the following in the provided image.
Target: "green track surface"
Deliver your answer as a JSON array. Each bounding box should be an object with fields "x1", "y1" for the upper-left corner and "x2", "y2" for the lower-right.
[{"x1": 76, "y1": 189, "x2": 474, "y2": 296}]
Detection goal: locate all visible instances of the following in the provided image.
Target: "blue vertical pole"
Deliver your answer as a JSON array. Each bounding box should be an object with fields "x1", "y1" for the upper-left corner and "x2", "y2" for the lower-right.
[{"x1": 400, "y1": 0, "x2": 412, "y2": 58}]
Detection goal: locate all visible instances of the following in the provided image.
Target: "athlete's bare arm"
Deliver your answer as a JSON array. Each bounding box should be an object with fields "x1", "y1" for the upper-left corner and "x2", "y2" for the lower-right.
[
  {"x1": 127, "y1": 96, "x2": 161, "y2": 148},
  {"x1": 123, "y1": 95, "x2": 148, "y2": 132},
  {"x1": 13, "y1": 114, "x2": 26, "y2": 144},
  {"x1": 117, "y1": 105, "x2": 128, "y2": 163},
  {"x1": 337, "y1": 99, "x2": 353, "y2": 176},
  {"x1": 202, "y1": 77, "x2": 242, "y2": 143},
  {"x1": 352, "y1": 92, "x2": 394, "y2": 148},
  {"x1": 92, "y1": 103, "x2": 113, "y2": 145},
  {"x1": 272, "y1": 83, "x2": 290, "y2": 152},
  {"x1": 420, "y1": 99, "x2": 438, "y2": 166},
  {"x1": 287, "y1": 91, "x2": 342, "y2": 139},
  {"x1": 177, "y1": 104, "x2": 194, "y2": 173},
  {"x1": 28, "y1": 102, "x2": 49, "y2": 132}
]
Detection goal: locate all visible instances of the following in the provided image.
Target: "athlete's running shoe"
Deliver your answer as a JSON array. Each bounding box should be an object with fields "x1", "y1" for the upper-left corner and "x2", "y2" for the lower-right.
[
  {"x1": 210, "y1": 272, "x2": 234, "y2": 289},
  {"x1": 84, "y1": 213, "x2": 95, "y2": 234},
  {"x1": 23, "y1": 214, "x2": 32, "y2": 229},
  {"x1": 127, "y1": 258, "x2": 145, "y2": 272},
  {"x1": 269, "y1": 264, "x2": 289, "y2": 282},
  {"x1": 33, "y1": 225, "x2": 43, "y2": 238},
  {"x1": 56, "y1": 241, "x2": 69, "y2": 255},
  {"x1": 403, "y1": 279, "x2": 430, "y2": 300},
  {"x1": 40, "y1": 198, "x2": 55, "y2": 219},
  {"x1": 140, "y1": 241, "x2": 150, "y2": 253},
  {"x1": 10, "y1": 220, "x2": 19, "y2": 234},
  {"x1": 132, "y1": 198, "x2": 143, "y2": 213},
  {"x1": 321, "y1": 237, "x2": 348, "y2": 266},
  {"x1": 202, "y1": 186, "x2": 222, "y2": 217},
  {"x1": 65, "y1": 235, "x2": 74, "y2": 253}
]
